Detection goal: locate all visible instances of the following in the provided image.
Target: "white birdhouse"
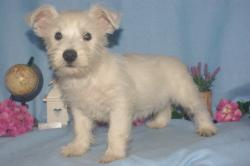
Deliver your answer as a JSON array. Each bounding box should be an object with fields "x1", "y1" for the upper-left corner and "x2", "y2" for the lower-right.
[{"x1": 43, "y1": 82, "x2": 69, "y2": 127}]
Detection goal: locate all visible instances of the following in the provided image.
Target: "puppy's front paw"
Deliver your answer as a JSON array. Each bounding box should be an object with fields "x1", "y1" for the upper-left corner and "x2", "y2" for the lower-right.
[
  {"x1": 196, "y1": 124, "x2": 217, "y2": 137},
  {"x1": 99, "y1": 152, "x2": 125, "y2": 163},
  {"x1": 60, "y1": 143, "x2": 88, "y2": 157},
  {"x1": 146, "y1": 120, "x2": 167, "y2": 129}
]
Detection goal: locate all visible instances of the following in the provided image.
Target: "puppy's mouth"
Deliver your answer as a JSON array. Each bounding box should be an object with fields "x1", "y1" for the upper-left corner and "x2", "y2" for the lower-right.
[
  {"x1": 60, "y1": 63, "x2": 78, "y2": 71},
  {"x1": 65, "y1": 63, "x2": 75, "y2": 68}
]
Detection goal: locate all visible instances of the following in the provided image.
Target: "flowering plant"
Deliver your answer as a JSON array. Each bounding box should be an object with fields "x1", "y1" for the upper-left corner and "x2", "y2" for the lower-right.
[
  {"x1": 190, "y1": 62, "x2": 220, "y2": 92},
  {"x1": 0, "y1": 99, "x2": 34, "y2": 137},
  {"x1": 215, "y1": 99, "x2": 242, "y2": 122}
]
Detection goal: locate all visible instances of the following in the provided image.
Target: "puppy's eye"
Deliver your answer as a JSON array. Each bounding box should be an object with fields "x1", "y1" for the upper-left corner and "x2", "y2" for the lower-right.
[
  {"x1": 82, "y1": 32, "x2": 92, "y2": 41},
  {"x1": 55, "y1": 32, "x2": 63, "y2": 40}
]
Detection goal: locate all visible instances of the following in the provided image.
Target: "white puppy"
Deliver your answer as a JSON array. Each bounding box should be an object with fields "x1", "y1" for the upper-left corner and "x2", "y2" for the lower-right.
[{"x1": 27, "y1": 5, "x2": 216, "y2": 163}]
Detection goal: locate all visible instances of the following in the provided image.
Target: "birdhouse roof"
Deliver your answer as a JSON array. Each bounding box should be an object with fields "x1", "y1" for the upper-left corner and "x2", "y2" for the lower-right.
[{"x1": 43, "y1": 83, "x2": 63, "y2": 102}]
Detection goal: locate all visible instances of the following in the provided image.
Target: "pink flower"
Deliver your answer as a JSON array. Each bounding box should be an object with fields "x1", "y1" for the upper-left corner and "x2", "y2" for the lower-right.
[
  {"x1": 215, "y1": 99, "x2": 242, "y2": 122},
  {"x1": 0, "y1": 99, "x2": 34, "y2": 137},
  {"x1": 132, "y1": 118, "x2": 145, "y2": 127}
]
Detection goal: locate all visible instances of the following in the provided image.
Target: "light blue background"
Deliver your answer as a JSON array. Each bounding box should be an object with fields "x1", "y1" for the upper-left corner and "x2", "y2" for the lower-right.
[{"x1": 0, "y1": 0, "x2": 250, "y2": 122}]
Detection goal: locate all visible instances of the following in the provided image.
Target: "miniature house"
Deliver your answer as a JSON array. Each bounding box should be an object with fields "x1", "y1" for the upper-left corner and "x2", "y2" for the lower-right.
[{"x1": 43, "y1": 83, "x2": 69, "y2": 127}]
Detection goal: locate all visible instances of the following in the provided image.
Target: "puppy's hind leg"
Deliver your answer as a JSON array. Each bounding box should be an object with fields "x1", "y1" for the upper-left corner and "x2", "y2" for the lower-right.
[
  {"x1": 176, "y1": 83, "x2": 217, "y2": 137},
  {"x1": 146, "y1": 104, "x2": 172, "y2": 129},
  {"x1": 187, "y1": 101, "x2": 216, "y2": 137}
]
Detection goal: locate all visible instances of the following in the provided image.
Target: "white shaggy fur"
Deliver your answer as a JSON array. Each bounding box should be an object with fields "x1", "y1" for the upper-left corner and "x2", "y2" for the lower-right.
[{"x1": 27, "y1": 5, "x2": 217, "y2": 163}]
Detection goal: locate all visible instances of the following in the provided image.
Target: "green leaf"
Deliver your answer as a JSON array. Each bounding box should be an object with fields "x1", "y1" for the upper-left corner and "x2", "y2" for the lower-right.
[{"x1": 237, "y1": 101, "x2": 250, "y2": 115}]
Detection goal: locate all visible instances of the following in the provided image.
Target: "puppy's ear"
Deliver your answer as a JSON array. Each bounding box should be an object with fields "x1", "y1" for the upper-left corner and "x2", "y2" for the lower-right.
[
  {"x1": 89, "y1": 5, "x2": 120, "y2": 34},
  {"x1": 26, "y1": 5, "x2": 58, "y2": 37}
]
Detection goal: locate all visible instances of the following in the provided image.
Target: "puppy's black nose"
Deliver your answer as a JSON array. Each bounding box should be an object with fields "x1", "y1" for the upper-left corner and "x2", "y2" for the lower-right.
[{"x1": 63, "y1": 49, "x2": 77, "y2": 63}]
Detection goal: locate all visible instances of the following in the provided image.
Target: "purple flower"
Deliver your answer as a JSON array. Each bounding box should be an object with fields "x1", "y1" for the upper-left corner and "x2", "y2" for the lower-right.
[
  {"x1": 205, "y1": 72, "x2": 211, "y2": 81},
  {"x1": 190, "y1": 66, "x2": 199, "y2": 77},
  {"x1": 211, "y1": 67, "x2": 221, "y2": 80},
  {"x1": 197, "y1": 62, "x2": 201, "y2": 76},
  {"x1": 204, "y1": 64, "x2": 209, "y2": 80}
]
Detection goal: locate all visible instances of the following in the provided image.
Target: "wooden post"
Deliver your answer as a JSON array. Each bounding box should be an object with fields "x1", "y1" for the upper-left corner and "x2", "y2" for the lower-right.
[{"x1": 200, "y1": 91, "x2": 213, "y2": 117}]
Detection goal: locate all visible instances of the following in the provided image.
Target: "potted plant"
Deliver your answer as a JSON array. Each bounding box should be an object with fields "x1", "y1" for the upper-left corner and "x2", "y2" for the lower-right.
[{"x1": 190, "y1": 62, "x2": 220, "y2": 117}]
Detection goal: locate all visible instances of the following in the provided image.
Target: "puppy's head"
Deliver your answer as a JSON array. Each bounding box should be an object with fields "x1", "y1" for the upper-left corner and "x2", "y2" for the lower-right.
[{"x1": 27, "y1": 5, "x2": 120, "y2": 78}]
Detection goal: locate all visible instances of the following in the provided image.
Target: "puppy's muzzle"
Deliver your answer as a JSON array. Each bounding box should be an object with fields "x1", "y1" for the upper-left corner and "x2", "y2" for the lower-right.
[{"x1": 63, "y1": 49, "x2": 77, "y2": 63}]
